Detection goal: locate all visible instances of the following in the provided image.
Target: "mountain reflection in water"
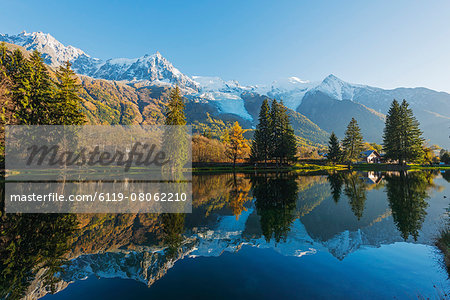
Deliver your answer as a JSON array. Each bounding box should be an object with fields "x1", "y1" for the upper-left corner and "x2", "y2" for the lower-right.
[{"x1": 0, "y1": 171, "x2": 448, "y2": 299}]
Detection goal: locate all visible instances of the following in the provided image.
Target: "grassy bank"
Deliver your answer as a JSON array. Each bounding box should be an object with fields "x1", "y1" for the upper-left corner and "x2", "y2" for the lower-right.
[
  {"x1": 191, "y1": 161, "x2": 347, "y2": 173},
  {"x1": 192, "y1": 161, "x2": 450, "y2": 173}
]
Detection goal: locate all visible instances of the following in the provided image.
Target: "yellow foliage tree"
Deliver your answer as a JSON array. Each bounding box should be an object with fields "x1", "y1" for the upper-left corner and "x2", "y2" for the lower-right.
[{"x1": 223, "y1": 121, "x2": 250, "y2": 168}]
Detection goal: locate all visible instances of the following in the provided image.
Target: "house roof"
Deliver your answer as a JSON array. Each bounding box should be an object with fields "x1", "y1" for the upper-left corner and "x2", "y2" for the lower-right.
[{"x1": 360, "y1": 150, "x2": 381, "y2": 157}]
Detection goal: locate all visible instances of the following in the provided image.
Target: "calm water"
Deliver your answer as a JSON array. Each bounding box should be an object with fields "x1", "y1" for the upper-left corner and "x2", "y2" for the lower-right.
[{"x1": 1, "y1": 171, "x2": 449, "y2": 299}]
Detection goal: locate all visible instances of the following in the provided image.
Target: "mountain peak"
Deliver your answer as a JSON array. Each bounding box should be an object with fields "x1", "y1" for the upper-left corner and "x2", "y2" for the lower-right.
[
  {"x1": 314, "y1": 74, "x2": 357, "y2": 101},
  {"x1": 0, "y1": 31, "x2": 199, "y2": 90},
  {"x1": 0, "y1": 31, "x2": 87, "y2": 66},
  {"x1": 323, "y1": 74, "x2": 343, "y2": 84}
]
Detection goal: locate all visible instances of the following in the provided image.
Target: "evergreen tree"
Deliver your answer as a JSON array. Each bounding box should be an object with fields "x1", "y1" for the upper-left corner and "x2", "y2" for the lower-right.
[
  {"x1": 327, "y1": 131, "x2": 342, "y2": 163},
  {"x1": 268, "y1": 100, "x2": 297, "y2": 165},
  {"x1": 224, "y1": 121, "x2": 249, "y2": 168},
  {"x1": 162, "y1": 86, "x2": 188, "y2": 173},
  {"x1": 24, "y1": 50, "x2": 55, "y2": 124},
  {"x1": 383, "y1": 99, "x2": 424, "y2": 164},
  {"x1": 280, "y1": 100, "x2": 297, "y2": 163},
  {"x1": 399, "y1": 100, "x2": 424, "y2": 163},
  {"x1": 342, "y1": 118, "x2": 364, "y2": 162},
  {"x1": 54, "y1": 61, "x2": 86, "y2": 125},
  {"x1": 164, "y1": 86, "x2": 186, "y2": 126},
  {"x1": 269, "y1": 99, "x2": 283, "y2": 165},
  {"x1": 251, "y1": 99, "x2": 271, "y2": 165},
  {"x1": 383, "y1": 99, "x2": 401, "y2": 163}
]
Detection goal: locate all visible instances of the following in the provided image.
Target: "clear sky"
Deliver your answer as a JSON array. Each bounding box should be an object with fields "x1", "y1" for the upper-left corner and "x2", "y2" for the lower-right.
[{"x1": 1, "y1": 0, "x2": 449, "y2": 92}]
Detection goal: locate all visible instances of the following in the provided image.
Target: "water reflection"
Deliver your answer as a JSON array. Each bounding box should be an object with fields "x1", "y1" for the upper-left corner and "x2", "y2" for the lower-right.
[
  {"x1": 252, "y1": 174, "x2": 299, "y2": 243},
  {"x1": 385, "y1": 171, "x2": 430, "y2": 241},
  {"x1": 161, "y1": 213, "x2": 185, "y2": 259},
  {"x1": 0, "y1": 176, "x2": 77, "y2": 299},
  {"x1": 0, "y1": 171, "x2": 448, "y2": 299},
  {"x1": 327, "y1": 172, "x2": 343, "y2": 203},
  {"x1": 343, "y1": 172, "x2": 368, "y2": 220}
]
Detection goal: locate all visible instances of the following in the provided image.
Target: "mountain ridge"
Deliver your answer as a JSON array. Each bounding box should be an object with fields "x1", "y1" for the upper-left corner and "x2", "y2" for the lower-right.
[{"x1": 1, "y1": 31, "x2": 449, "y2": 146}]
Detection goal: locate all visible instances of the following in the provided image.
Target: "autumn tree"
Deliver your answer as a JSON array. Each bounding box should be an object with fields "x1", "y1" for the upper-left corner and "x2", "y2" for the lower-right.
[{"x1": 224, "y1": 121, "x2": 249, "y2": 169}]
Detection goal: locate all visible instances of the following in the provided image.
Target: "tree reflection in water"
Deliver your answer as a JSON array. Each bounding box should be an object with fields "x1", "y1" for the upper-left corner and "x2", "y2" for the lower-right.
[
  {"x1": 0, "y1": 170, "x2": 442, "y2": 298},
  {"x1": 160, "y1": 213, "x2": 185, "y2": 260},
  {"x1": 252, "y1": 174, "x2": 299, "y2": 243},
  {"x1": 0, "y1": 176, "x2": 78, "y2": 299},
  {"x1": 385, "y1": 171, "x2": 430, "y2": 241},
  {"x1": 327, "y1": 172, "x2": 344, "y2": 203},
  {"x1": 343, "y1": 172, "x2": 368, "y2": 221}
]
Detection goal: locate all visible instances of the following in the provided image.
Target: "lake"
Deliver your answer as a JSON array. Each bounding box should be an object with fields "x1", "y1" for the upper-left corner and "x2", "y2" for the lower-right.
[{"x1": 1, "y1": 171, "x2": 449, "y2": 299}]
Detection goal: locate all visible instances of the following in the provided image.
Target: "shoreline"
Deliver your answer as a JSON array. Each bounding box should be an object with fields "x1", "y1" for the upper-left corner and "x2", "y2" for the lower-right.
[{"x1": 191, "y1": 162, "x2": 450, "y2": 173}]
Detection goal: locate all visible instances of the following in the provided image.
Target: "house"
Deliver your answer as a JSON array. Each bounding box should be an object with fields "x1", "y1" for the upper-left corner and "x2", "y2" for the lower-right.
[{"x1": 360, "y1": 150, "x2": 381, "y2": 163}]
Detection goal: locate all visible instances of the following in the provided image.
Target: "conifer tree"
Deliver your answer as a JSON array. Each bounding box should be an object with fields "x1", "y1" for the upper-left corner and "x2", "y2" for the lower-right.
[
  {"x1": 162, "y1": 86, "x2": 188, "y2": 173},
  {"x1": 0, "y1": 44, "x2": 14, "y2": 158},
  {"x1": 54, "y1": 61, "x2": 86, "y2": 125},
  {"x1": 251, "y1": 99, "x2": 271, "y2": 165},
  {"x1": 342, "y1": 118, "x2": 364, "y2": 162},
  {"x1": 383, "y1": 99, "x2": 401, "y2": 162},
  {"x1": 398, "y1": 100, "x2": 424, "y2": 163},
  {"x1": 164, "y1": 86, "x2": 186, "y2": 126},
  {"x1": 327, "y1": 131, "x2": 341, "y2": 163},
  {"x1": 280, "y1": 105, "x2": 297, "y2": 163},
  {"x1": 25, "y1": 50, "x2": 55, "y2": 124},
  {"x1": 224, "y1": 121, "x2": 249, "y2": 169},
  {"x1": 383, "y1": 99, "x2": 424, "y2": 164},
  {"x1": 9, "y1": 49, "x2": 32, "y2": 124},
  {"x1": 270, "y1": 99, "x2": 284, "y2": 165},
  {"x1": 252, "y1": 99, "x2": 297, "y2": 166}
]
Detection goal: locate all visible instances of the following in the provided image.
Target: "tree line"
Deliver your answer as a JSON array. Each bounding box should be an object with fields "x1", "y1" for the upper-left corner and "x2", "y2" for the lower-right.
[
  {"x1": 0, "y1": 44, "x2": 86, "y2": 158},
  {"x1": 250, "y1": 99, "x2": 297, "y2": 166},
  {"x1": 0, "y1": 44, "x2": 85, "y2": 125},
  {"x1": 327, "y1": 99, "x2": 425, "y2": 165}
]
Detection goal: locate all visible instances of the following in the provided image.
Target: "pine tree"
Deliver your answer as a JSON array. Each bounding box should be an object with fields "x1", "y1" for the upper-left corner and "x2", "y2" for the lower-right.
[
  {"x1": 224, "y1": 121, "x2": 249, "y2": 168},
  {"x1": 398, "y1": 100, "x2": 424, "y2": 163},
  {"x1": 383, "y1": 99, "x2": 401, "y2": 163},
  {"x1": 26, "y1": 50, "x2": 55, "y2": 124},
  {"x1": 251, "y1": 99, "x2": 271, "y2": 165},
  {"x1": 162, "y1": 86, "x2": 188, "y2": 173},
  {"x1": 164, "y1": 86, "x2": 186, "y2": 125},
  {"x1": 383, "y1": 99, "x2": 424, "y2": 164},
  {"x1": 9, "y1": 49, "x2": 32, "y2": 124},
  {"x1": 54, "y1": 61, "x2": 86, "y2": 125},
  {"x1": 269, "y1": 99, "x2": 283, "y2": 165},
  {"x1": 280, "y1": 108, "x2": 297, "y2": 163},
  {"x1": 342, "y1": 118, "x2": 364, "y2": 162},
  {"x1": 253, "y1": 99, "x2": 297, "y2": 166},
  {"x1": 327, "y1": 131, "x2": 342, "y2": 163},
  {"x1": 0, "y1": 44, "x2": 14, "y2": 158}
]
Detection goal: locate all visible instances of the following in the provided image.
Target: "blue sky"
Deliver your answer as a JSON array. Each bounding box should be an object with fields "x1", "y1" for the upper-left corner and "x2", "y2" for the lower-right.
[{"x1": 1, "y1": 0, "x2": 449, "y2": 92}]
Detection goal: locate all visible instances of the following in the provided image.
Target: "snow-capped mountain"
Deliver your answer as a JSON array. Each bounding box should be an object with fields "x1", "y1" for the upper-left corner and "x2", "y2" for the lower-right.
[
  {"x1": 80, "y1": 52, "x2": 199, "y2": 90},
  {"x1": 190, "y1": 76, "x2": 254, "y2": 120},
  {"x1": 255, "y1": 76, "x2": 319, "y2": 110},
  {"x1": 1, "y1": 31, "x2": 449, "y2": 146},
  {"x1": 0, "y1": 31, "x2": 199, "y2": 91},
  {"x1": 0, "y1": 31, "x2": 87, "y2": 66}
]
